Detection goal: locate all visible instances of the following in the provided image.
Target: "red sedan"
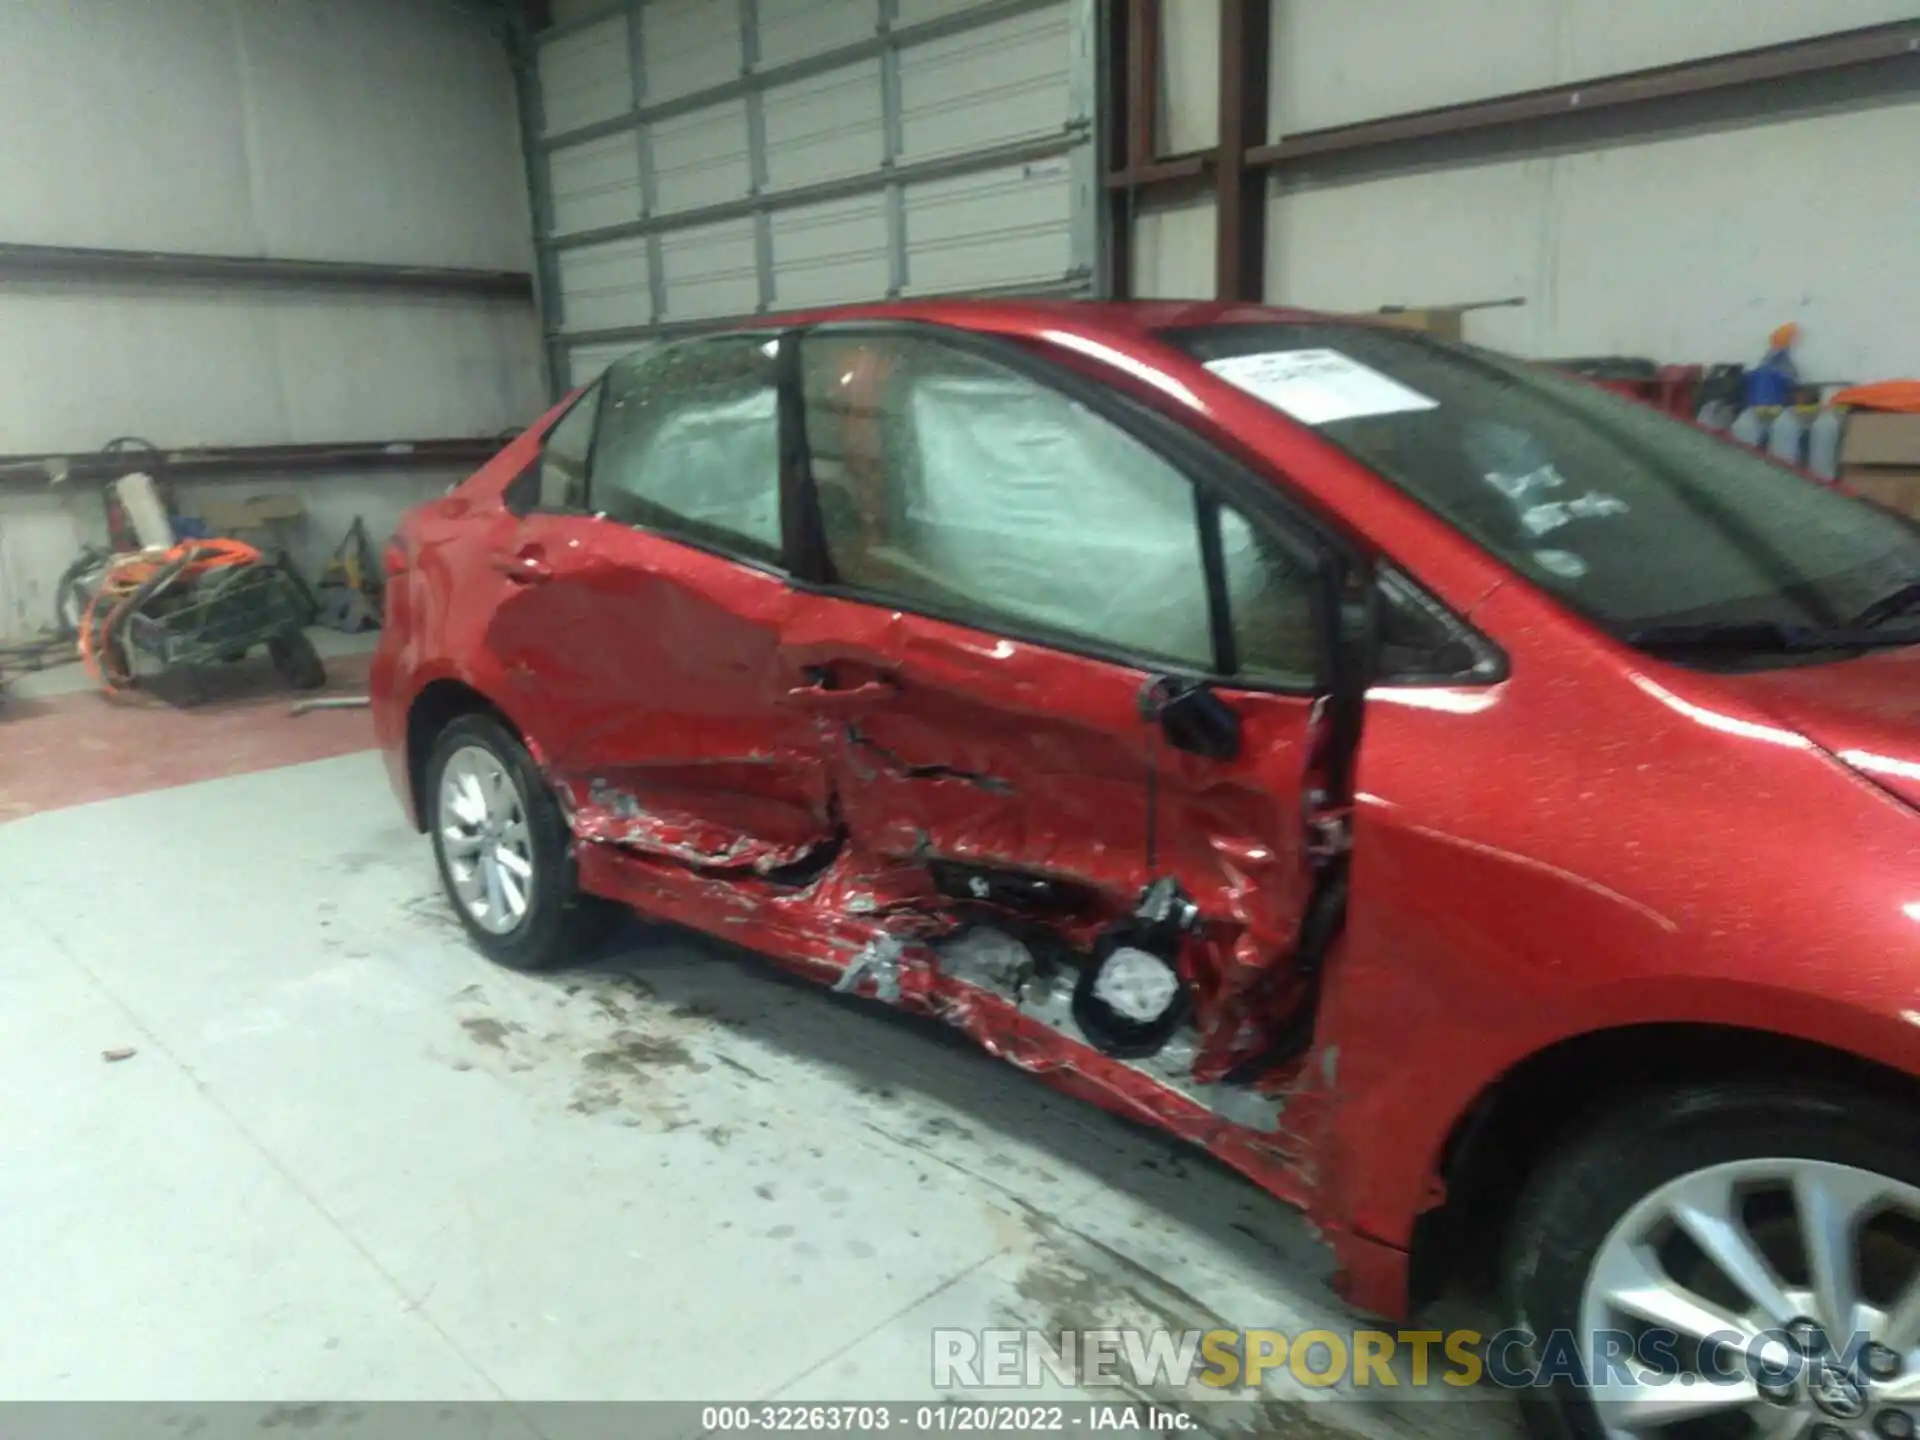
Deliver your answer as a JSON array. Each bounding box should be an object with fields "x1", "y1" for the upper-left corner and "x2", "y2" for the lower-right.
[{"x1": 373, "y1": 301, "x2": 1920, "y2": 1437}]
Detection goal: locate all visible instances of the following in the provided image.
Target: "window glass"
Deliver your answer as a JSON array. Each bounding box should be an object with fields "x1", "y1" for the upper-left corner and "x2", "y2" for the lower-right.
[
  {"x1": 1219, "y1": 507, "x2": 1319, "y2": 682},
  {"x1": 1163, "y1": 322, "x2": 1920, "y2": 646},
  {"x1": 592, "y1": 338, "x2": 781, "y2": 562},
  {"x1": 802, "y1": 335, "x2": 1215, "y2": 669},
  {"x1": 537, "y1": 383, "x2": 600, "y2": 510}
]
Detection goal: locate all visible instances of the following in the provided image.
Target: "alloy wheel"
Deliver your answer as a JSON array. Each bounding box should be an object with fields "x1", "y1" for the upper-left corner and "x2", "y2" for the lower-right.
[
  {"x1": 1578, "y1": 1158, "x2": 1920, "y2": 1439},
  {"x1": 437, "y1": 744, "x2": 536, "y2": 935}
]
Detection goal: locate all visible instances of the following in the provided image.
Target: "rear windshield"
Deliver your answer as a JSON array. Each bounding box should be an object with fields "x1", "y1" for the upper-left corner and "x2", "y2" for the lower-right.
[{"x1": 1160, "y1": 323, "x2": 1920, "y2": 641}]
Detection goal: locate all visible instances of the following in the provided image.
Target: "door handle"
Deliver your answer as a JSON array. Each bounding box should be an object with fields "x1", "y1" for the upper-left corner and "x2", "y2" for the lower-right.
[
  {"x1": 786, "y1": 676, "x2": 899, "y2": 709},
  {"x1": 490, "y1": 547, "x2": 552, "y2": 583}
]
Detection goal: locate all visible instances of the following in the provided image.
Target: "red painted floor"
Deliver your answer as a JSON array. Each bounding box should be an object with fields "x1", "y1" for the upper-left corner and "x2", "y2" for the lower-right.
[{"x1": 0, "y1": 650, "x2": 376, "y2": 821}]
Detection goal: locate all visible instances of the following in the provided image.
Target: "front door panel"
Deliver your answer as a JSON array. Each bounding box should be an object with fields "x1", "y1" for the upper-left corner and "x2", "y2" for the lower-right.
[
  {"x1": 1153, "y1": 688, "x2": 1321, "y2": 1010},
  {"x1": 782, "y1": 595, "x2": 1156, "y2": 901}
]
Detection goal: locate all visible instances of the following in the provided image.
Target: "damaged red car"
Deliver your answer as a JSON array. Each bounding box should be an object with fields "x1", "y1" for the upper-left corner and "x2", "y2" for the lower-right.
[{"x1": 374, "y1": 301, "x2": 1920, "y2": 1438}]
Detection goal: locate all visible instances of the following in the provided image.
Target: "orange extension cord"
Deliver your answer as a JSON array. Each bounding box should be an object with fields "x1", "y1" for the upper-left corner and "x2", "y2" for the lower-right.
[{"x1": 78, "y1": 537, "x2": 262, "y2": 693}]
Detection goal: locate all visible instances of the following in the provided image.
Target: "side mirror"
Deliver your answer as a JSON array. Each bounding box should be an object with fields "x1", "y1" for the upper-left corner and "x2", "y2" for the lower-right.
[{"x1": 1145, "y1": 678, "x2": 1242, "y2": 761}]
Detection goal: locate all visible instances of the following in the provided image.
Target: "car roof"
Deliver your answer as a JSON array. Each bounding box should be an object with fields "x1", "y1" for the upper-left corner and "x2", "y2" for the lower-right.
[{"x1": 744, "y1": 297, "x2": 1369, "y2": 346}]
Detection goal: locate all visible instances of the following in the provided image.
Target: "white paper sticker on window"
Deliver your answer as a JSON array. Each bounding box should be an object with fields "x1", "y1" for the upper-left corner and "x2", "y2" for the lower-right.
[{"x1": 1204, "y1": 349, "x2": 1438, "y2": 426}]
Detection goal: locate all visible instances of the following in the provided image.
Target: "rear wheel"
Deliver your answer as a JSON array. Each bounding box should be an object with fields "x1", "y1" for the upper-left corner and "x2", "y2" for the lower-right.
[
  {"x1": 1505, "y1": 1083, "x2": 1920, "y2": 1440},
  {"x1": 425, "y1": 713, "x2": 614, "y2": 970}
]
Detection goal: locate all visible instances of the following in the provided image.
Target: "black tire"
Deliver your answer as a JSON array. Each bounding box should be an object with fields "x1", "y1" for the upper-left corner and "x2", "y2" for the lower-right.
[
  {"x1": 1504, "y1": 1082, "x2": 1920, "y2": 1439},
  {"x1": 267, "y1": 629, "x2": 327, "y2": 690},
  {"x1": 423, "y1": 712, "x2": 616, "y2": 971}
]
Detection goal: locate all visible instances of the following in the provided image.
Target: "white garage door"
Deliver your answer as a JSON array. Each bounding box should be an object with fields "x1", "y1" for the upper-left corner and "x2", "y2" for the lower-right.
[{"x1": 529, "y1": 0, "x2": 1096, "y2": 387}]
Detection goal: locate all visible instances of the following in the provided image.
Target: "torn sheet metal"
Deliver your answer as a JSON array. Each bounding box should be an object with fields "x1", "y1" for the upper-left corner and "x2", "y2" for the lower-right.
[
  {"x1": 566, "y1": 777, "x2": 826, "y2": 874},
  {"x1": 833, "y1": 933, "x2": 905, "y2": 1003}
]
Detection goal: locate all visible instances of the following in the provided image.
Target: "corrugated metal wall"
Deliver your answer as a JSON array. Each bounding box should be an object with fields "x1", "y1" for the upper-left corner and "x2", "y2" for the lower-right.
[
  {"x1": 1139, "y1": 0, "x2": 1920, "y2": 383},
  {"x1": 529, "y1": 0, "x2": 1097, "y2": 385},
  {"x1": 0, "y1": 0, "x2": 542, "y2": 641}
]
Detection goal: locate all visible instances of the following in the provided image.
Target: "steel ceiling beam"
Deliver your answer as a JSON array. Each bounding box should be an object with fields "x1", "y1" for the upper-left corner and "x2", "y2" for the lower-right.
[
  {"x1": 1104, "y1": 18, "x2": 1920, "y2": 197},
  {"x1": 1245, "y1": 18, "x2": 1920, "y2": 172},
  {"x1": 0, "y1": 243, "x2": 534, "y2": 299},
  {"x1": 0, "y1": 438, "x2": 510, "y2": 489}
]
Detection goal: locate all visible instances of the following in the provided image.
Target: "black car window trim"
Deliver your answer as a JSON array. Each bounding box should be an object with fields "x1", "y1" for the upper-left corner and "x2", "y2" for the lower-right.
[
  {"x1": 507, "y1": 378, "x2": 603, "y2": 517},
  {"x1": 783, "y1": 321, "x2": 1353, "y2": 696}
]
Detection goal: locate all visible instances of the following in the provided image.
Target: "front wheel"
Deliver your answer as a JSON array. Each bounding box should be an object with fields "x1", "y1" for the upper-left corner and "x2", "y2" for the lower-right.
[
  {"x1": 1505, "y1": 1083, "x2": 1920, "y2": 1440},
  {"x1": 425, "y1": 713, "x2": 615, "y2": 970}
]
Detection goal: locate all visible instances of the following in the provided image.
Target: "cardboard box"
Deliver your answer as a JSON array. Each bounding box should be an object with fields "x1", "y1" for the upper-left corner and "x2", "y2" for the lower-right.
[
  {"x1": 193, "y1": 493, "x2": 305, "y2": 531},
  {"x1": 1840, "y1": 412, "x2": 1920, "y2": 468},
  {"x1": 1370, "y1": 308, "x2": 1465, "y2": 343},
  {"x1": 1841, "y1": 467, "x2": 1920, "y2": 520}
]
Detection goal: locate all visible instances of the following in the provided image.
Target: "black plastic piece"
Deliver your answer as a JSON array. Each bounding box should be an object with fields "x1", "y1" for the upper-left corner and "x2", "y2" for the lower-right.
[
  {"x1": 927, "y1": 860, "x2": 1087, "y2": 915},
  {"x1": 1141, "y1": 677, "x2": 1242, "y2": 761}
]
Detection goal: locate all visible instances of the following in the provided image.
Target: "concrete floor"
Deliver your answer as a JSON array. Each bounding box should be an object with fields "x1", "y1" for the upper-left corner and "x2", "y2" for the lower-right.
[{"x1": 0, "y1": 636, "x2": 1521, "y2": 1438}]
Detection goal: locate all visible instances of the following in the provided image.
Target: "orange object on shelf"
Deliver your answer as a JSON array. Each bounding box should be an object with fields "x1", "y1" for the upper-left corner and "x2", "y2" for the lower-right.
[{"x1": 1832, "y1": 380, "x2": 1920, "y2": 413}]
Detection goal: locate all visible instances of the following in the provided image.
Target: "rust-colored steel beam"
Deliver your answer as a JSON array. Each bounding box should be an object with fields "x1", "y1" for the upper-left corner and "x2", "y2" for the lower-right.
[
  {"x1": 1100, "y1": 0, "x2": 1162, "y2": 298},
  {"x1": 1107, "y1": 154, "x2": 1211, "y2": 188},
  {"x1": 1124, "y1": 0, "x2": 1160, "y2": 172},
  {"x1": 1215, "y1": 0, "x2": 1271, "y2": 301},
  {"x1": 1245, "y1": 19, "x2": 1920, "y2": 172},
  {"x1": 0, "y1": 438, "x2": 509, "y2": 488}
]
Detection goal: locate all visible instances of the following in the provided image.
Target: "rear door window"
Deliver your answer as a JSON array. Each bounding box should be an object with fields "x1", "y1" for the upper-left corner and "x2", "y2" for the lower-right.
[
  {"x1": 532, "y1": 383, "x2": 601, "y2": 511},
  {"x1": 590, "y1": 337, "x2": 783, "y2": 565}
]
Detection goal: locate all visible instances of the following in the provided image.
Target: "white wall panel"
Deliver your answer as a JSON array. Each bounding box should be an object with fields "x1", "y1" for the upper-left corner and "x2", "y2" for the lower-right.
[
  {"x1": 903, "y1": 160, "x2": 1073, "y2": 293},
  {"x1": 1270, "y1": 0, "x2": 1920, "y2": 134},
  {"x1": 770, "y1": 197, "x2": 891, "y2": 307},
  {"x1": 895, "y1": 0, "x2": 998, "y2": 24},
  {"x1": 558, "y1": 239, "x2": 656, "y2": 333},
  {"x1": 1268, "y1": 99, "x2": 1920, "y2": 381},
  {"x1": 642, "y1": 0, "x2": 744, "y2": 104},
  {"x1": 660, "y1": 219, "x2": 761, "y2": 319},
  {"x1": 0, "y1": 0, "x2": 529, "y2": 269},
  {"x1": 1158, "y1": 0, "x2": 1220, "y2": 154},
  {"x1": 234, "y1": 2, "x2": 530, "y2": 268},
  {"x1": 758, "y1": 0, "x2": 878, "y2": 67},
  {"x1": 763, "y1": 62, "x2": 886, "y2": 191},
  {"x1": 537, "y1": 13, "x2": 635, "y2": 136},
  {"x1": 0, "y1": 287, "x2": 541, "y2": 453},
  {"x1": 1547, "y1": 103, "x2": 1920, "y2": 381},
  {"x1": 550, "y1": 132, "x2": 644, "y2": 236},
  {"x1": 651, "y1": 102, "x2": 754, "y2": 214},
  {"x1": 1132, "y1": 199, "x2": 1216, "y2": 299},
  {"x1": 899, "y1": 4, "x2": 1073, "y2": 160},
  {"x1": 1268, "y1": 159, "x2": 1549, "y2": 356}
]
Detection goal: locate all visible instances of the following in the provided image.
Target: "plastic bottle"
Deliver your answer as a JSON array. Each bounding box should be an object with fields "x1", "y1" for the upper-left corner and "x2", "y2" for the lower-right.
[
  {"x1": 1767, "y1": 406, "x2": 1805, "y2": 467},
  {"x1": 1806, "y1": 407, "x2": 1843, "y2": 481},
  {"x1": 1730, "y1": 407, "x2": 1769, "y2": 449},
  {"x1": 1696, "y1": 400, "x2": 1736, "y2": 432}
]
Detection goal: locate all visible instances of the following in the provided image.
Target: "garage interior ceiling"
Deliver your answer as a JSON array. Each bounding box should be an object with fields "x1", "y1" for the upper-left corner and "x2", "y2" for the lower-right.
[{"x1": 522, "y1": 0, "x2": 1099, "y2": 388}]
